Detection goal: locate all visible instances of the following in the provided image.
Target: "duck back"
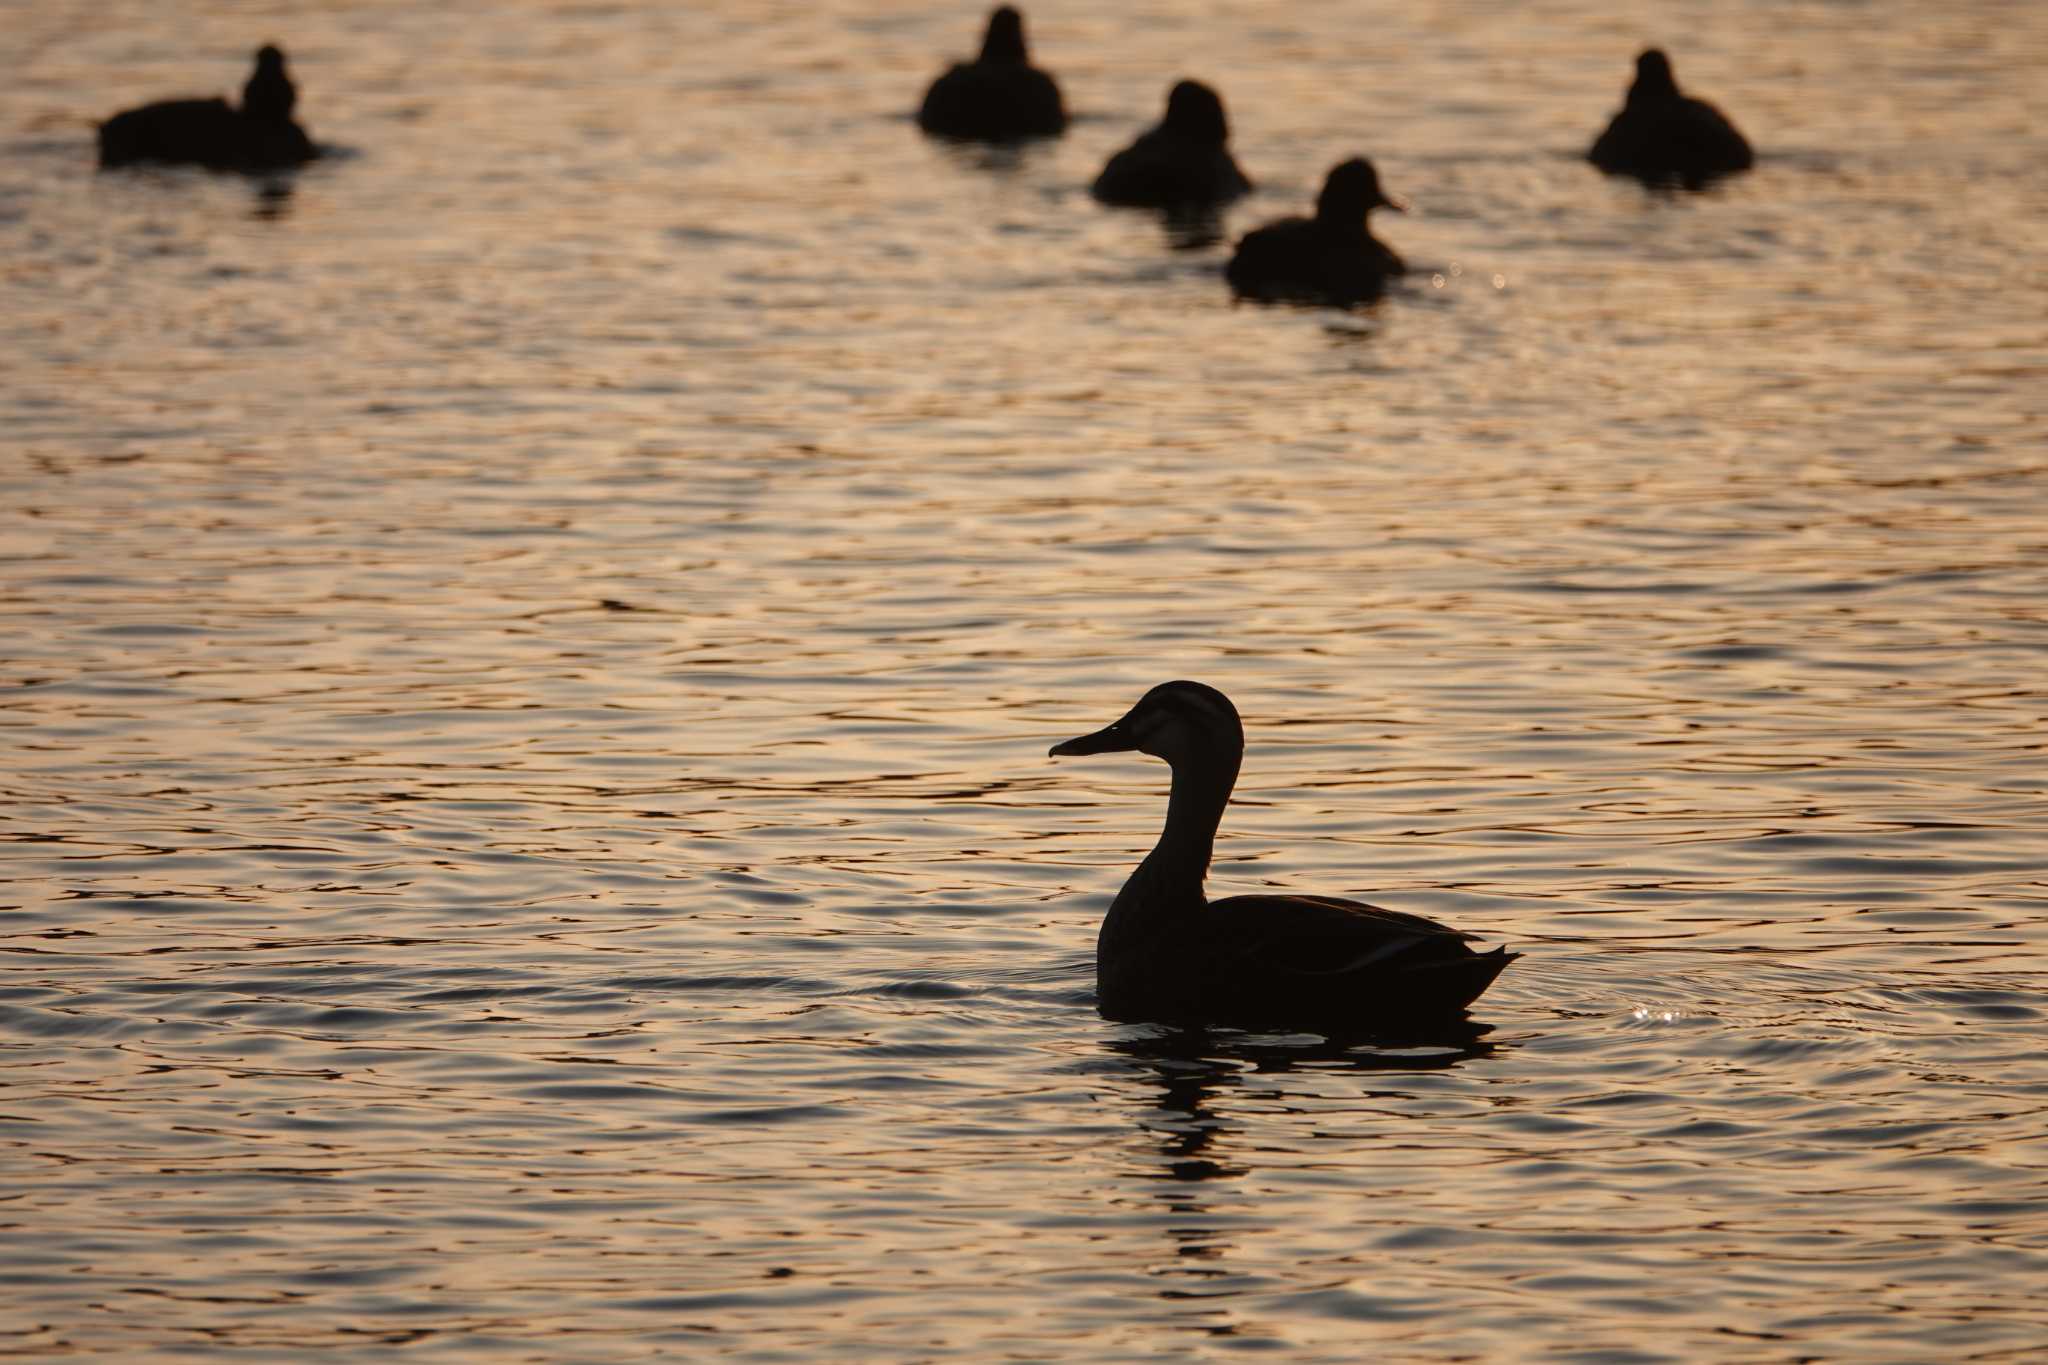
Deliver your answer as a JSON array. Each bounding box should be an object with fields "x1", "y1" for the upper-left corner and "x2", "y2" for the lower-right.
[
  {"x1": 1092, "y1": 127, "x2": 1251, "y2": 207},
  {"x1": 919, "y1": 62, "x2": 1065, "y2": 140},
  {"x1": 98, "y1": 98, "x2": 243, "y2": 168},
  {"x1": 1225, "y1": 216, "x2": 1401, "y2": 307}
]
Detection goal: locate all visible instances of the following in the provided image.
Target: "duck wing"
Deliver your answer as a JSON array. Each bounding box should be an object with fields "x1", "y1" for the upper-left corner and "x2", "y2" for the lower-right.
[
  {"x1": 1225, "y1": 220, "x2": 1395, "y2": 307},
  {"x1": 1668, "y1": 96, "x2": 1753, "y2": 180},
  {"x1": 918, "y1": 63, "x2": 1065, "y2": 139},
  {"x1": 99, "y1": 98, "x2": 240, "y2": 168},
  {"x1": 1093, "y1": 129, "x2": 1250, "y2": 207},
  {"x1": 1224, "y1": 217, "x2": 1314, "y2": 298},
  {"x1": 1205, "y1": 893, "x2": 1515, "y2": 1024},
  {"x1": 1589, "y1": 97, "x2": 1750, "y2": 185}
]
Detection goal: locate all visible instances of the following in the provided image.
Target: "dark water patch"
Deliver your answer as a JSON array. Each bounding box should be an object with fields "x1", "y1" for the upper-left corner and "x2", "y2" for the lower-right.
[
  {"x1": 1645, "y1": 1119, "x2": 1757, "y2": 1140},
  {"x1": 686, "y1": 1103, "x2": 856, "y2": 1126},
  {"x1": 221, "y1": 1004, "x2": 426, "y2": 1032},
  {"x1": 607, "y1": 973, "x2": 837, "y2": 994},
  {"x1": 858, "y1": 1040, "x2": 1015, "y2": 1060},
  {"x1": 1802, "y1": 1119, "x2": 1958, "y2": 1147},
  {"x1": 1889, "y1": 986, "x2": 2041, "y2": 1022},
  {"x1": 827, "y1": 1072, "x2": 961, "y2": 1092},
  {"x1": 1679, "y1": 644, "x2": 1786, "y2": 661},
  {"x1": 844, "y1": 978, "x2": 974, "y2": 1001},
  {"x1": 84, "y1": 623, "x2": 211, "y2": 638},
  {"x1": 612, "y1": 1285, "x2": 879, "y2": 1313},
  {"x1": 0, "y1": 1002, "x2": 152, "y2": 1039},
  {"x1": 511, "y1": 1081, "x2": 703, "y2": 1103},
  {"x1": 403, "y1": 982, "x2": 569, "y2": 1004}
]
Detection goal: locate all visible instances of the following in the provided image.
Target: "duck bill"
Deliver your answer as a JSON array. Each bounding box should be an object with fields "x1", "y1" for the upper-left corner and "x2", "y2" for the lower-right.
[
  {"x1": 1380, "y1": 193, "x2": 1409, "y2": 213},
  {"x1": 1048, "y1": 721, "x2": 1138, "y2": 758}
]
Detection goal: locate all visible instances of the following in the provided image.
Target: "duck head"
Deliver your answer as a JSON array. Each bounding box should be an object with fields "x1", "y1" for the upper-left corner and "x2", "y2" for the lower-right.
[
  {"x1": 1628, "y1": 48, "x2": 1680, "y2": 104},
  {"x1": 980, "y1": 6, "x2": 1030, "y2": 65},
  {"x1": 1316, "y1": 157, "x2": 1405, "y2": 225},
  {"x1": 1163, "y1": 80, "x2": 1229, "y2": 146},
  {"x1": 1049, "y1": 681, "x2": 1244, "y2": 771},
  {"x1": 242, "y1": 43, "x2": 296, "y2": 121}
]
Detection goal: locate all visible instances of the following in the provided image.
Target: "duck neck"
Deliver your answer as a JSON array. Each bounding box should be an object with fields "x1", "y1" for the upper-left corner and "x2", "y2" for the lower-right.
[
  {"x1": 1315, "y1": 200, "x2": 1370, "y2": 241},
  {"x1": 1138, "y1": 751, "x2": 1239, "y2": 894}
]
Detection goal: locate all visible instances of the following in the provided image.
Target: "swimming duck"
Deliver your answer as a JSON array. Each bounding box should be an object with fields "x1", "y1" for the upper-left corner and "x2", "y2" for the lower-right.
[
  {"x1": 1588, "y1": 48, "x2": 1752, "y2": 188},
  {"x1": 1091, "y1": 79, "x2": 1252, "y2": 209},
  {"x1": 917, "y1": 6, "x2": 1066, "y2": 141},
  {"x1": 1050, "y1": 682, "x2": 1517, "y2": 1032},
  {"x1": 1224, "y1": 157, "x2": 1405, "y2": 307},
  {"x1": 99, "y1": 44, "x2": 317, "y2": 171}
]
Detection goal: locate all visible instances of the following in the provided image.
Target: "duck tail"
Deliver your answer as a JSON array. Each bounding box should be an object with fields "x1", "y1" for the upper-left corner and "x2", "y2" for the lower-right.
[{"x1": 1414, "y1": 944, "x2": 1517, "y2": 1013}]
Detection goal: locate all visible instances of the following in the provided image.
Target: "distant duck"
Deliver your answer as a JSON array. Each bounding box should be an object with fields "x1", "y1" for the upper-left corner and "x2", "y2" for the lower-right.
[
  {"x1": 99, "y1": 44, "x2": 317, "y2": 171},
  {"x1": 1049, "y1": 682, "x2": 1517, "y2": 1032},
  {"x1": 1224, "y1": 157, "x2": 1405, "y2": 307},
  {"x1": 917, "y1": 6, "x2": 1066, "y2": 141},
  {"x1": 1091, "y1": 79, "x2": 1252, "y2": 209},
  {"x1": 1588, "y1": 48, "x2": 1752, "y2": 188}
]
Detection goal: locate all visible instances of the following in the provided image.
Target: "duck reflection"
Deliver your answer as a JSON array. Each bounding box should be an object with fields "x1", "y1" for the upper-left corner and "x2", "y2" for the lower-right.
[
  {"x1": 1111, "y1": 1021, "x2": 1497, "y2": 1176},
  {"x1": 1114, "y1": 1028, "x2": 1252, "y2": 1185},
  {"x1": 1159, "y1": 204, "x2": 1227, "y2": 252},
  {"x1": 250, "y1": 178, "x2": 295, "y2": 221},
  {"x1": 1104, "y1": 1019, "x2": 1496, "y2": 1311},
  {"x1": 926, "y1": 137, "x2": 1050, "y2": 178}
]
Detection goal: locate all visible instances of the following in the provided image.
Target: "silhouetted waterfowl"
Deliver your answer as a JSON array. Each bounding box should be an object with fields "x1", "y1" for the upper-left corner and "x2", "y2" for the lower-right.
[
  {"x1": 917, "y1": 6, "x2": 1066, "y2": 141},
  {"x1": 98, "y1": 45, "x2": 317, "y2": 172},
  {"x1": 1224, "y1": 157, "x2": 1405, "y2": 307},
  {"x1": 1091, "y1": 80, "x2": 1251, "y2": 209},
  {"x1": 1588, "y1": 49, "x2": 1752, "y2": 188},
  {"x1": 1049, "y1": 682, "x2": 1517, "y2": 1033}
]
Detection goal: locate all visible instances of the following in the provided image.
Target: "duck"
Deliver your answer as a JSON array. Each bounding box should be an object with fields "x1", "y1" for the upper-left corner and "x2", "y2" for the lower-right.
[
  {"x1": 917, "y1": 6, "x2": 1066, "y2": 141},
  {"x1": 1224, "y1": 157, "x2": 1405, "y2": 307},
  {"x1": 1091, "y1": 79, "x2": 1252, "y2": 209},
  {"x1": 1049, "y1": 681, "x2": 1517, "y2": 1033},
  {"x1": 1587, "y1": 48, "x2": 1752, "y2": 188},
  {"x1": 99, "y1": 44, "x2": 317, "y2": 171}
]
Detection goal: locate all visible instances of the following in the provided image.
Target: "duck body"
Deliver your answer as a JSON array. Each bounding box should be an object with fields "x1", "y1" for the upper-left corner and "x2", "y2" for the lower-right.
[
  {"x1": 1092, "y1": 79, "x2": 1251, "y2": 209},
  {"x1": 1588, "y1": 48, "x2": 1751, "y2": 188},
  {"x1": 99, "y1": 46, "x2": 316, "y2": 171},
  {"x1": 918, "y1": 6, "x2": 1066, "y2": 141},
  {"x1": 1225, "y1": 157, "x2": 1404, "y2": 308},
  {"x1": 1052, "y1": 682, "x2": 1516, "y2": 1033}
]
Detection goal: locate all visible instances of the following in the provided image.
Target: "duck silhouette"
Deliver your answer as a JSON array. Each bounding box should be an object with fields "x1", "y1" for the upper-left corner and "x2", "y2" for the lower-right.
[
  {"x1": 917, "y1": 6, "x2": 1066, "y2": 141},
  {"x1": 1091, "y1": 79, "x2": 1251, "y2": 209},
  {"x1": 1050, "y1": 682, "x2": 1516, "y2": 1033},
  {"x1": 1588, "y1": 48, "x2": 1752, "y2": 188},
  {"x1": 98, "y1": 44, "x2": 317, "y2": 171},
  {"x1": 1224, "y1": 157, "x2": 1405, "y2": 307}
]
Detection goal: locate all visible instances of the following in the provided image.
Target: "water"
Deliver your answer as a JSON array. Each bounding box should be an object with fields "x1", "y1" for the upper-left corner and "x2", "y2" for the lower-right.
[{"x1": 4, "y1": 0, "x2": 2046, "y2": 1358}]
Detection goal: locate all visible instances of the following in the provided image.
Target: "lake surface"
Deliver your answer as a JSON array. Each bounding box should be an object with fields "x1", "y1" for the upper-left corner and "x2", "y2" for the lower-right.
[{"x1": 4, "y1": 1, "x2": 2046, "y2": 1358}]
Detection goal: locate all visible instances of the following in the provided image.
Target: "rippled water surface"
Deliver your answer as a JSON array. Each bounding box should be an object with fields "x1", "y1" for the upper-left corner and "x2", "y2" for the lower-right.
[{"x1": 5, "y1": 1, "x2": 2047, "y2": 1358}]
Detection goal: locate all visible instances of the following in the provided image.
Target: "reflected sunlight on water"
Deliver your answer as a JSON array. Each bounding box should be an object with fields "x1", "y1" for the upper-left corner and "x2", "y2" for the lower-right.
[{"x1": 3, "y1": 0, "x2": 2047, "y2": 1359}]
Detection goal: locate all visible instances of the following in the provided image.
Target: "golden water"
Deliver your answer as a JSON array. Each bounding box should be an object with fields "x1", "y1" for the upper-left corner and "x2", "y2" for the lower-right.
[{"x1": 4, "y1": 1, "x2": 2046, "y2": 1358}]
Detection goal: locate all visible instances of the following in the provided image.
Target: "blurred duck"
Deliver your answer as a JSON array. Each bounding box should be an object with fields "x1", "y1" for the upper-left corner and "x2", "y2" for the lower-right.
[
  {"x1": 1588, "y1": 48, "x2": 1752, "y2": 188},
  {"x1": 1224, "y1": 157, "x2": 1405, "y2": 307},
  {"x1": 917, "y1": 6, "x2": 1066, "y2": 141},
  {"x1": 99, "y1": 44, "x2": 317, "y2": 171},
  {"x1": 1091, "y1": 79, "x2": 1251, "y2": 209},
  {"x1": 1050, "y1": 682, "x2": 1517, "y2": 1032}
]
